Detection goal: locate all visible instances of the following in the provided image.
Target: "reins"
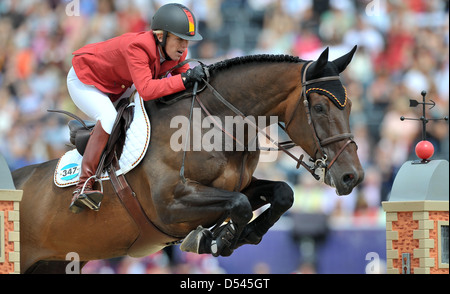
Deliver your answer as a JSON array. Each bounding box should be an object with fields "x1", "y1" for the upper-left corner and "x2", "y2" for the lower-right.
[
  {"x1": 168, "y1": 59, "x2": 356, "y2": 183},
  {"x1": 198, "y1": 75, "x2": 320, "y2": 179}
]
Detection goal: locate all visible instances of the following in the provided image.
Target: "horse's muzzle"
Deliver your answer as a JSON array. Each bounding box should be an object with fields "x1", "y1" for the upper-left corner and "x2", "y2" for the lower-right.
[{"x1": 327, "y1": 167, "x2": 364, "y2": 196}]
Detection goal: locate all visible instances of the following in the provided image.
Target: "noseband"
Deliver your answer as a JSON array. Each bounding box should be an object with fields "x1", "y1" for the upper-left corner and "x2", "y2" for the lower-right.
[{"x1": 283, "y1": 61, "x2": 356, "y2": 182}]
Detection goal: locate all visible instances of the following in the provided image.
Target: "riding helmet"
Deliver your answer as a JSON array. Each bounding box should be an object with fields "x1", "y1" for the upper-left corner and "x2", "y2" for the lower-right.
[{"x1": 151, "y1": 3, "x2": 203, "y2": 41}]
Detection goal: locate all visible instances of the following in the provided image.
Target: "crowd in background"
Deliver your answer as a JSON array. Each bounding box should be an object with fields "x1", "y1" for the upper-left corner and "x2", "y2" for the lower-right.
[{"x1": 0, "y1": 0, "x2": 448, "y2": 273}]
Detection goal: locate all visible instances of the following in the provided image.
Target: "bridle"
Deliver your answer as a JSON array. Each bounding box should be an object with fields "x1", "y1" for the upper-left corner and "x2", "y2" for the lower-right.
[
  {"x1": 165, "y1": 59, "x2": 356, "y2": 183},
  {"x1": 281, "y1": 61, "x2": 357, "y2": 182}
]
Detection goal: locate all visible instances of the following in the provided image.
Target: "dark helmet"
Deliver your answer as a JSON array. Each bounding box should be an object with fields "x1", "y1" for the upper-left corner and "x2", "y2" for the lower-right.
[{"x1": 151, "y1": 3, "x2": 203, "y2": 41}]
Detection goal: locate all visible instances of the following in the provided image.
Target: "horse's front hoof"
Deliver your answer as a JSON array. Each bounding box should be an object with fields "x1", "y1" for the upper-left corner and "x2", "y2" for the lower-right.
[{"x1": 180, "y1": 226, "x2": 212, "y2": 254}]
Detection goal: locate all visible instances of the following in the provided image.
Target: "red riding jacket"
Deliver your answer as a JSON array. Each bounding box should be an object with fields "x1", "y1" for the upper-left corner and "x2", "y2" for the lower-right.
[{"x1": 72, "y1": 31, "x2": 189, "y2": 101}]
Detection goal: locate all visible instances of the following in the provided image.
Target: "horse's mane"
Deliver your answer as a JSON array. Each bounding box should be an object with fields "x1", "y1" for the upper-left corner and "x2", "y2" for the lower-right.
[
  {"x1": 207, "y1": 54, "x2": 306, "y2": 74},
  {"x1": 157, "y1": 55, "x2": 306, "y2": 104}
]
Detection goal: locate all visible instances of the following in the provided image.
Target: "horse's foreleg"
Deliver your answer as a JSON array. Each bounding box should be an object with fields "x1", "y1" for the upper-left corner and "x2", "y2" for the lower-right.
[
  {"x1": 235, "y1": 178, "x2": 294, "y2": 248},
  {"x1": 169, "y1": 179, "x2": 253, "y2": 257}
]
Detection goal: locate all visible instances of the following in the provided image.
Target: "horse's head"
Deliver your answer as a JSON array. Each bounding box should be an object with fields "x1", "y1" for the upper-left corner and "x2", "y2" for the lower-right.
[{"x1": 285, "y1": 46, "x2": 364, "y2": 195}]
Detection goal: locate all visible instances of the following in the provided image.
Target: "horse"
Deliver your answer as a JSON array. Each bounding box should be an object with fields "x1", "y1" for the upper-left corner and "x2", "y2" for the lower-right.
[{"x1": 12, "y1": 46, "x2": 364, "y2": 273}]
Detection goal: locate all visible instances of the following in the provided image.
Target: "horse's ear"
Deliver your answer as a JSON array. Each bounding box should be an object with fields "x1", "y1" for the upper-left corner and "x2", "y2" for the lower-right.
[
  {"x1": 332, "y1": 45, "x2": 357, "y2": 73},
  {"x1": 308, "y1": 47, "x2": 329, "y2": 78}
]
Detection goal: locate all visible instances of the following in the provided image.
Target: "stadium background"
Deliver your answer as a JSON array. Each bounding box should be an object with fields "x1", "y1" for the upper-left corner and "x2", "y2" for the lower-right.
[{"x1": 0, "y1": 0, "x2": 448, "y2": 273}]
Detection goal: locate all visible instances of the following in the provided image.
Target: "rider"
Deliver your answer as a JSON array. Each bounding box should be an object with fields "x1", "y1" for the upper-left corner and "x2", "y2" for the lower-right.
[{"x1": 67, "y1": 3, "x2": 205, "y2": 213}]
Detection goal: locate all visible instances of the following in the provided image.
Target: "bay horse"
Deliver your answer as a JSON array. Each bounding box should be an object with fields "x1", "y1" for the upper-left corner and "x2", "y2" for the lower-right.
[{"x1": 12, "y1": 46, "x2": 364, "y2": 273}]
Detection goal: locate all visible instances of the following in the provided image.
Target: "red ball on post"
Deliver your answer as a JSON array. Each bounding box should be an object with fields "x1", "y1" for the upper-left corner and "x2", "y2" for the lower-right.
[{"x1": 415, "y1": 140, "x2": 434, "y2": 160}]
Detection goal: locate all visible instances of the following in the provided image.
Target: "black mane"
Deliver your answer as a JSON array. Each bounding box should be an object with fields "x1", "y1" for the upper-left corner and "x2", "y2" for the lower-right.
[{"x1": 207, "y1": 54, "x2": 306, "y2": 73}]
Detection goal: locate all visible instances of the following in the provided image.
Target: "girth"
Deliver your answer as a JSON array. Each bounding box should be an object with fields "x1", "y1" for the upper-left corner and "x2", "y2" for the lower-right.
[{"x1": 107, "y1": 155, "x2": 181, "y2": 257}]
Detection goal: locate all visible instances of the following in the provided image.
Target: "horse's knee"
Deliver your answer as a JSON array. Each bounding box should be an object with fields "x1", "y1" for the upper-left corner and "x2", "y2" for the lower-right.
[{"x1": 273, "y1": 182, "x2": 294, "y2": 213}]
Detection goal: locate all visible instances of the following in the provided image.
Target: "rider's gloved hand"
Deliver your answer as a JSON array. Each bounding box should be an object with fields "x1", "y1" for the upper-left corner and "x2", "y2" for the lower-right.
[{"x1": 181, "y1": 65, "x2": 205, "y2": 88}]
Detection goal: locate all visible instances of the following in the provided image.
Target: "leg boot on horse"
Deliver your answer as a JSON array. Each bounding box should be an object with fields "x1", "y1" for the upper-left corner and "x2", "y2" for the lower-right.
[
  {"x1": 161, "y1": 179, "x2": 253, "y2": 257},
  {"x1": 181, "y1": 220, "x2": 238, "y2": 257},
  {"x1": 181, "y1": 179, "x2": 294, "y2": 256},
  {"x1": 69, "y1": 121, "x2": 110, "y2": 213},
  {"x1": 236, "y1": 179, "x2": 294, "y2": 248}
]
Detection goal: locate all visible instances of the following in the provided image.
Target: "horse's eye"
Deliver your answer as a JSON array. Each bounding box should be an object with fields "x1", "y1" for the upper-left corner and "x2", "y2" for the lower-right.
[{"x1": 313, "y1": 104, "x2": 324, "y2": 113}]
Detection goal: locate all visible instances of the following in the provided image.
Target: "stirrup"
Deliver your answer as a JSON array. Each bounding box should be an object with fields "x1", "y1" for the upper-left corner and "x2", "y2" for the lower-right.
[
  {"x1": 69, "y1": 190, "x2": 103, "y2": 213},
  {"x1": 79, "y1": 192, "x2": 103, "y2": 211},
  {"x1": 80, "y1": 176, "x2": 103, "y2": 211},
  {"x1": 70, "y1": 175, "x2": 104, "y2": 213},
  {"x1": 69, "y1": 192, "x2": 86, "y2": 214}
]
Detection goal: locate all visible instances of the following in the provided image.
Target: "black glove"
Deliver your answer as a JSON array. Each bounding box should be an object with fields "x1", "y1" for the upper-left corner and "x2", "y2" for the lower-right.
[{"x1": 181, "y1": 65, "x2": 206, "y2": 87}]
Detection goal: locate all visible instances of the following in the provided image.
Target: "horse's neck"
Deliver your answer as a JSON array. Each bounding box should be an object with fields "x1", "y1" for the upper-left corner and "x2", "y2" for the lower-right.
[{"x1": 207, "y1": 62, "x2": 302, "y2": 124}]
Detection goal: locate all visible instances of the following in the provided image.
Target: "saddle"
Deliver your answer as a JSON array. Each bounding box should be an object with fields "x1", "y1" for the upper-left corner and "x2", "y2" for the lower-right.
[{"x1": 50, "y1": 97, "x2": 135, "y2": 175}]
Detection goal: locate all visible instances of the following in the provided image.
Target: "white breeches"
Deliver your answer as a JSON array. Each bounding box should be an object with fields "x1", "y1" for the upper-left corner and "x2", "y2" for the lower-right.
[{"x1": 67, "y1": 67, "x2": 134, "y2": 134}]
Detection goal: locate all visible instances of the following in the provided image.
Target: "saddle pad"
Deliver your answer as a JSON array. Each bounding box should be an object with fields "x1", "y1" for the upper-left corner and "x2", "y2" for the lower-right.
[{"x1": 54, "y1": 92, "x2": 150, "y2": 187}]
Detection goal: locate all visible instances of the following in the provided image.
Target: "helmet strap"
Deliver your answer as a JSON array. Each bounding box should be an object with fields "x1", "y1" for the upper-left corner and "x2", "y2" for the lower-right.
[
  {"x1": 153, "y1": 31, "x2": 173, "y2": 62},
  {"x1": 161, "y1": 31, "x2": 168, "y2": 47},
  {"x1": 160, "y1": 31, "x2": 172, "y2": 61}
]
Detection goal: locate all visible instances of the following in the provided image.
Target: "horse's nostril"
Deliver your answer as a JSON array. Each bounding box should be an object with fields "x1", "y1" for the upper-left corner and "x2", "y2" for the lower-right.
[{"x1": 342, "y1": 173, "x2": 355, "y2": 185}]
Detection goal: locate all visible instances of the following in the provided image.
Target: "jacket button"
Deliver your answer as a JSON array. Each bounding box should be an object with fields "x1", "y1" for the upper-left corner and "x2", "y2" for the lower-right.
[{"x1": 121, "y1": 84, "x2": 126, "y2": 89}]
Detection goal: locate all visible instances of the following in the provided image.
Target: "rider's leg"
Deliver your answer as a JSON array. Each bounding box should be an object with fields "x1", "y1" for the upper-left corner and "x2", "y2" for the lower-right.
[
  {"x1": 67, "y1": 67, "x2": 117, "y2": 134},
  {"x1": 66, "y1": 67, "x2": 116, "y2": 213},
  {"x1": 70, "y1": 121, "x2": 109, "y2": 213}
]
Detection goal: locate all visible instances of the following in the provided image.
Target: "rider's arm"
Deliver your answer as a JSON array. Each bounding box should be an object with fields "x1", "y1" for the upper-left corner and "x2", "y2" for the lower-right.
[{"x1": 125, "y1": 41, "x2": 187, "y2": 101}]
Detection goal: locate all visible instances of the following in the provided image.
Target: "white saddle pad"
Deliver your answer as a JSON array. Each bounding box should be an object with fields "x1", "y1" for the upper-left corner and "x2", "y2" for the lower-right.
[{"x1": 54, "y1": 92, "x2": 150, "y2": 187}]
